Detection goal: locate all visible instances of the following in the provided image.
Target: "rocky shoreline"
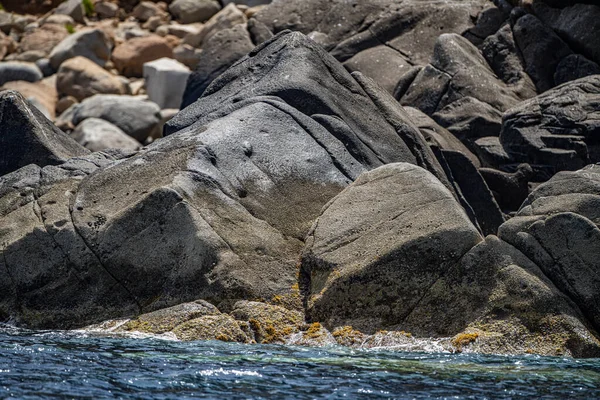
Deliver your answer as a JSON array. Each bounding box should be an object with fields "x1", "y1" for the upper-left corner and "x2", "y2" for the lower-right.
[{"x1": 0, "y1": 0, "x2": 599, "y2": 358}]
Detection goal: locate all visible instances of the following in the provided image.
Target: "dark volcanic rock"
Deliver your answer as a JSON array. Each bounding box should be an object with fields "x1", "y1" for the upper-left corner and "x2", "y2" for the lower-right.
[
  {"x1": 532, "y1": 3, "x2": 600, "y2": 67},
  {"x1": 512, "y1": 13, "x2": 572, "y2": 92},
  {"x1": 0, "y1": 90, "x2": 89, "y2": 176},
  {"x1": 499, "y1": 75, "x2": 600, "y2": 174},
  {"x1": 300, "y1": 163, "x2": 483, "y2": 332},
  {"x1": 479, "y1": 163, "x2": 534, "y2": 211},
  {"x1": 554, "y1": 54, "x2": 600, "y2": 87}
]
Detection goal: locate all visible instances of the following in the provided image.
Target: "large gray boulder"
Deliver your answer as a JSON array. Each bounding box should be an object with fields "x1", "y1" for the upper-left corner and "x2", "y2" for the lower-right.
[
  {"x1": 71, "y1": 118, "x2": 142, "y2": 152},
  {"x1": 499, "y1": 75, "x2": 600, "y2": 174},
  {"x1": 0, "y1": 31, "x2": 451, "y2": 328},
  {"x1": 61, "y1": 95, "x2": 162, "y2": 142},
  {"x1": 499, "y1": 164, "x2": 600, "y2": 334},
  {"x1": 300, "y1": 163, "x2": 483, "y2": 332},
  {"x1": 49, "y1": 29, "x2": 112, "y2": 69},
  {"x1": 0, "y1": 90, "x2": 89, "y2": 176}
]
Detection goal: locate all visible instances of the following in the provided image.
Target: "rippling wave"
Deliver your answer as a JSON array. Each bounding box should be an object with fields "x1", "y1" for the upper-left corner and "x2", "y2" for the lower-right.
[{"x1": 0, "y1": 325, "x2": 599, "y2": 399}]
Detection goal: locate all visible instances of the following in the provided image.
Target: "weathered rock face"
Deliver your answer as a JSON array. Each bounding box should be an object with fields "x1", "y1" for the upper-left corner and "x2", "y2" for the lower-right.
[
  {"x1": 0, "y1": 32, "x2": 448, "y2": 329},
  {"x1": 300, "y1": 163, "x2": 483, "y2": 332},
  {"x1": 500, "y1": 75, "x2": 600, "y2": 175},
  {"x1": 403, "y1": 236, "x2": 600, "y2": 358},
  {"x1": 499, "y1": 164, "x2": 600, "y2": 334},
  {"x1": 170, "y1": 32, "x2": 448, "y2": 189},
  {"x1": 0, "y1": 90, "x2": 89, "y2": 176}
]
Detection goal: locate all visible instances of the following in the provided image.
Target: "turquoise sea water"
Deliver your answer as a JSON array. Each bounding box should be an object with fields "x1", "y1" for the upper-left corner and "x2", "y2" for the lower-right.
[{"x1": 1, "y1": 326, "x2": 599, "y2": 399}]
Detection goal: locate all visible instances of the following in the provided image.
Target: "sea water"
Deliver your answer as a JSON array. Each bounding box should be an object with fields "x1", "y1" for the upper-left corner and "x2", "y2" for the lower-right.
[{"x1": 1, "y1": 325, "x2": 599, "y2": 399}]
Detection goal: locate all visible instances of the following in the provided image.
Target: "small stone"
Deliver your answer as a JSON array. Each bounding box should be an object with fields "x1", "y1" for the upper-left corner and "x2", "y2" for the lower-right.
[
  {"x1": 71, "y1": 118, "x2": 142, "y2": 152},
  {"x1": 56, "y1": 95, "x2": 78, "y2": 114},
  {"x1": 112, "y1": 35, "x2": 173, "y2": 77},
  {"x1": 169, "y1": 0, "x2": 221, "y2": 24}
]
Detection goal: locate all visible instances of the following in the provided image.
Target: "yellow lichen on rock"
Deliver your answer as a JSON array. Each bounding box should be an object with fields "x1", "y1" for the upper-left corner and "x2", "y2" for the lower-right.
[
  {"x1": 452, "y1": 332, "x2": 480, "y2": 352},
  {"x1": 332, "y1": 326, "x2": 365, "y2": 346},
  {"x1": 172, "y1": 315, "x2": 250, "y2": 342}
]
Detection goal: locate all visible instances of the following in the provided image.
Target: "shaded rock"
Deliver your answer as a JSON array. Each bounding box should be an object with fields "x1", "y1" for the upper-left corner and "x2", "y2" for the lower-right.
[
  {"x1": 56, "y1": 95, "x2": 78, "y2": 114},
  {"x1": 143, "y1": 57, "x2": 190, "y2": 109},
  {"x1": 404, "y1": 106, "x2": 480, "y2": 167},
  {"x1": 35, "y1": 58, "x2": 55, "y2": 77},
  {"x1": 481, "y1": 24, "x2": 536, "y2": 98},
  {"x1": 300, "y1": 163, "x2": 482, "y2": 332},
  {"x1": 533, "y1": 3, "x2": 600, "y2": 67},
  {"x1": 253, "y1": 0, "x2": 487, "y2": 66},
  {"x1": 0, "y1": 61, "x2": 42, "y2": 86},
  {"x1": 169, "y1": 0, "x2": 221, "y2": 24},
  {"x1": 499, "y1": 75, "x2": 600, "y2": 174},
  {"x1": 54, "y1": 0, "x2": 84, "y2": 24},
  {"x1": 442, "y1": 150, "x2": 505, "y2": 236},
  {"x1": 19, "y1": 23, "x2": 68, "y2": 55},
  {"x1": 49, "y1": 29, "x2": 112, "y2": 69},
  {"x1": 402, "y1": 235, "x2": 600, "y2": 358},
  {"x1": 512, "y1": 13, "x2": 572, "y2": 92},
  {"x1": 66, "y1": 94, "x2": 161, "y2": 142},
  {"x1": 71, "y1": 118, "x2": 142, "y2": 152},
  {"x1": 1, "y1": 31, "x2": 453, "y2": 329},
  {"x1": 479, "y1": 164, "x2": 533, "y2": 211},
  {"x1": 0, "y1": 152, "x2": 142, "y2": 328},
  {"x1": 56, "y1": 56, "x2": 128, "y2": 101},
  {"x1": 112, "y1": 35, "x2": 173, "y2": 77},
  {"x1": 0, "y1": 90, "x2": 88, "y2": 176},
  {"x1": 473, "y1": 136, "x2": 513, "y2": 168},
  {"x1": 499, "y1": 165, "x2": 600, "y2": 333},
  {"x1": 554, "y1": 54, "x2": 600, "y2": 86},
  {"x1": 433, "y1": 96, "x2": 504, "y2": 140},
  {"x1": 180, "y1": 23, "x2": 254, "y2": 108},
  {"x1": 173, "y1": 32, "x2": 448, "y2": 188}
]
